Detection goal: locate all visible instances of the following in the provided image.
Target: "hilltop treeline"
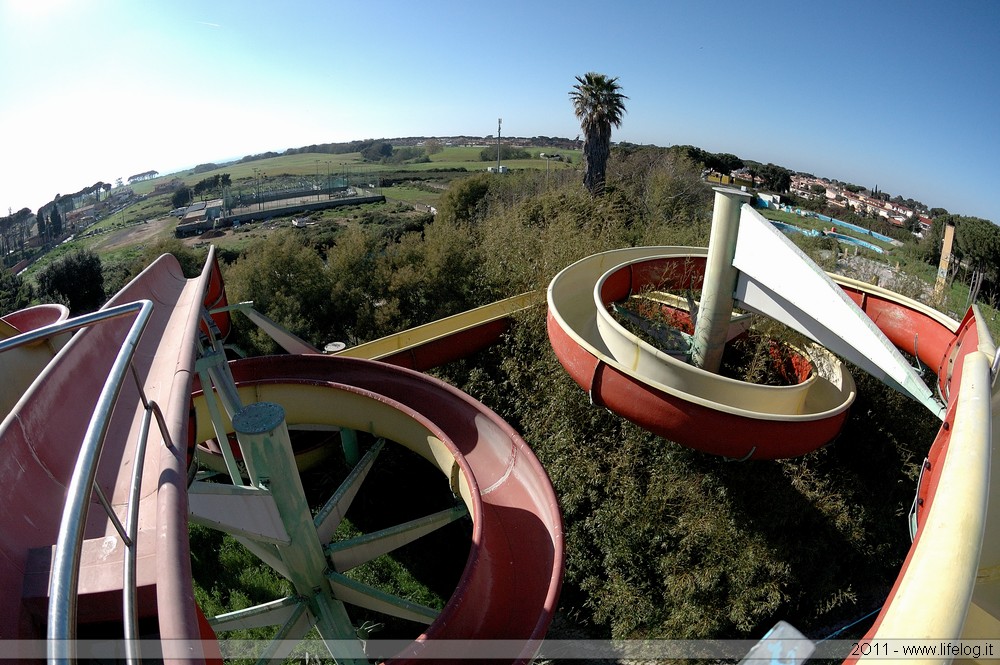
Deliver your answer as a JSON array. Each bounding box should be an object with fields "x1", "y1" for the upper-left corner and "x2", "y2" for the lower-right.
[
  {"x1": 240, "y1": 135, "x2": 581, "y2": 166},
  {"x1": 211, "y1": 146, "x2": 939, "y2": 642}
]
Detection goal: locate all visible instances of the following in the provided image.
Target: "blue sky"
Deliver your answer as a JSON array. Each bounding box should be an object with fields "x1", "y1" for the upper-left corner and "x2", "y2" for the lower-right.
[{"x1": 2, "y1": 0, "x2": 998, "y2": 222}]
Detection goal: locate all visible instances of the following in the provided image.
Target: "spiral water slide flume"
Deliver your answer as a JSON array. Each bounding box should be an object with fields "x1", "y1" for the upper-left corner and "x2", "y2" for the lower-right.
[
  {"x1": 190, "y1": 355, "x2": 562, "y2": 663},
  {"x1": 547, "y1": 245, "x2": 858, "y2": 459}
]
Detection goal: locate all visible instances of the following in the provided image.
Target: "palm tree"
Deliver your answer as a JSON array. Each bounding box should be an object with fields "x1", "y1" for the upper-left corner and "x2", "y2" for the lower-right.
[{"x1": 569, "y1": 72, "x2": 628, "y2": 195}]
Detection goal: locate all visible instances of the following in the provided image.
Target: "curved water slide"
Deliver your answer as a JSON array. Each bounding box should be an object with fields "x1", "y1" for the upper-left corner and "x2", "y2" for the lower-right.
[
  {"x1": 189, "y1": 288, "x2": 561, "y2": 662},
  {"x1": 333, "y1": 291, "x2": 543, "y2": 370},
  {"x1": 853, "y1": 305, "x2": 1000, "y2": 660},
  {"x1": 547, "y1": 246, "x2": 857, "y2": 459},
  {"x1": 189, "y1": 355, "x2": 563, "y2": 663},
  {"x1": 0, "y1": 303, "x2": 71, "y2": 417}
]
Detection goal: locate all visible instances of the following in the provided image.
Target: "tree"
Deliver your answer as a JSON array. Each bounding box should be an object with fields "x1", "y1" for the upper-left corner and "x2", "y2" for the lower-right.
[
  {"x1": 172, "y1": 186, "x2": 193, "y2": 209},
  {"x1": 0, "y1": 270, "x2": 32, "y2": 315},
  {"x1": 570, "y1": 72, "x2": 628, "y2": 195},
  {"x1": 954, "y1": 215, "x2": 1000, "y2": 303},
  {"x1": 35, "y1": 249, "x2": 105, "y2": 313},
  {"x1": 436, "y1": 174, "x2": 491, "y2": 225},
  {"x1": 224, "y1": 231, "x2": 335, "y2": 355},
  {"x1": 758, "y1": 163, "x2": 792, "y2": 193},
  {"x1": 50, "y1": 206, "x2": 63, "y2": 237},
  {"x1": 707, "y1": 152, "x2": 744, "y2": 174},
  {"x1": 361, "y1": 142, "x2": 394, "y2": 162},
  {"x1": 193, "y1": 175, "x2": 222, "y2": 197},
  {"x1": 478, "y1": 145, "x2": 530, "y2": 162},
  {"x1": 424, "y1": 139, "x2": 444, "y2": 156}
]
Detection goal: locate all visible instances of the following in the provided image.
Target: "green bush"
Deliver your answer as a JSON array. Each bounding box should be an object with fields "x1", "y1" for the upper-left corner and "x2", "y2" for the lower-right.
[{"x1": 35, "y1": 249, "x2": 105, "y2": 313}]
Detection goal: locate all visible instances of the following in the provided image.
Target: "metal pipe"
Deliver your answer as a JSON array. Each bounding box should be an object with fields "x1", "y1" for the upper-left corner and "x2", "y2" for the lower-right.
[
  {"x1": 48, "y1": 299, "x2": 153, "y2": 665},
  {"x1": 122, "y1": 402, "x2": 155, "y2": 665},
  {"x1": 0, "y1": 301, "x2": 149, "y2": 356},
  {"x1": 92, "y1": 483, "x2": 130, "y2": 547},
  {"x1": 691, "y1": 187, "x2": 751, "y2": 372}
]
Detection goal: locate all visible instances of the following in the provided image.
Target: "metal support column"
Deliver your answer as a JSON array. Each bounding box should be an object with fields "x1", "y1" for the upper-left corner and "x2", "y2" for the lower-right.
[
  {"x1": 340, "y1": 428, "x2": 360, "y2": 466},
  {"x1": 691, "y1": 187, "x2": 752, "y2": 372}
]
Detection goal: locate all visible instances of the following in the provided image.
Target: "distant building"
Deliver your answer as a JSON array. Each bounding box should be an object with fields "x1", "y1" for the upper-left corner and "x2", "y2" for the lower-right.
[
  {"x1": 175, "y1": 199, "x2": 224, "y2": 237},
  {"x1": 153, "y1": 178, "x2": 184, "y2": 195}
]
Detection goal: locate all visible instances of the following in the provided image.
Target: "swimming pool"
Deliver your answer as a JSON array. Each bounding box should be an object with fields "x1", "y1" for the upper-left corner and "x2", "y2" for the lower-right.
[
  {"x1": 769, "y1": 221, "x2": 820, "y2": 237},
  {"x1": 769, "y1": 221, "x2": 886, "y2": 254},
  {"x1": 824, "y1": 231, "x2": 885, "y2": 253},
  {"x1": 816, "y1": 214, "x2": 895, "y2": 243}
]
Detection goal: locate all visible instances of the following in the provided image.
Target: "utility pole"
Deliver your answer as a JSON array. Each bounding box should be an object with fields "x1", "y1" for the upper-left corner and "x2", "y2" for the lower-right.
[{"x1": 497, "y1": 117, "x2": 502, "y2": 173}]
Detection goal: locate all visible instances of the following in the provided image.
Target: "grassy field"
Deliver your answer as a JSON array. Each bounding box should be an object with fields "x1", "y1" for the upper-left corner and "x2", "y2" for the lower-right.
[
  {"x1": 383, "y1": 184, "x2": 441, "y2": 207},
  {"x1": 130, "y1": 152, "x2": 369, "y2": 195},
  {"x1": 131, "y1": 145, "x2": 581, "y2": 195}
]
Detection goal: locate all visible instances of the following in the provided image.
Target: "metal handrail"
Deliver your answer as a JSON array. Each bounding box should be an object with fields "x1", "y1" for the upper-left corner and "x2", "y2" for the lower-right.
[
  {"x1": 0, "y1": 302, "x2": 148, "y2": 356},
  {"x1": 44, "y1": 299, "x2": 154, "y2": 665},
  {"x1": 121, "y1": 364, "x2": 180, "y2": 665}
]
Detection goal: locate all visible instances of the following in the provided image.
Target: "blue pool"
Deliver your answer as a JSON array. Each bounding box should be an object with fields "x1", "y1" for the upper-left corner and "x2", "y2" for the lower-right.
[{"x1": 769, "y1": 221, "x2": 886, "y2": 254}]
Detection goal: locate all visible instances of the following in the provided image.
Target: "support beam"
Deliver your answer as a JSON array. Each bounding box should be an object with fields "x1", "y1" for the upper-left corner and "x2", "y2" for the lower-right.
[
  {"x1": 209, "y1": 596, "x2": 302, "y2": 632},
  {"x1": 327, "y1": 571, "x2": 439, "y2": 624},
  {"x1": 232, "y1": 402, "x2": 364, "y2": 657},
  {"x1": 340, "y1": 428, "x2": 360, "y2": 466},
  {"x1": 315, "y1": 439, "x2": 385, "y2": 543},
  {"x1": 933, "y1": 221, "x2": 956, "y2": 303},
  {"x1": 732, "y1": 204, "x2": 944, "y2": 417},
  {"x1": 188, "y1": 482, "x2": 289, "y2": 545},
  {"x1": 327, "y1": 505, "x2": 468, "y2": 572},
  {"x1": 691, "y1": 187, "x2": 752, "y2": 372}
]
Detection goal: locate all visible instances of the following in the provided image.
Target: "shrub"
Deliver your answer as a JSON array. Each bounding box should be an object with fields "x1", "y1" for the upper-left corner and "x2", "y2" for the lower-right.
[{"x1": 35, "y1": 249, "x2": 104, "y2": 313}]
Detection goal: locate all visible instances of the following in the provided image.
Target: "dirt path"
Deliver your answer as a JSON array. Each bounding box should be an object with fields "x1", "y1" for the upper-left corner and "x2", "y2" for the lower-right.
[{"x1": 87, "y1": 216, "x2": 176, "y2": 253}]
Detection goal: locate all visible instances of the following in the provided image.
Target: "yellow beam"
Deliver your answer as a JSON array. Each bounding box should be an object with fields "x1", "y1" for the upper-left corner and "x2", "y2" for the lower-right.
[{"x1": 335, "y1": 290, "x2": 543, "y2": 361}]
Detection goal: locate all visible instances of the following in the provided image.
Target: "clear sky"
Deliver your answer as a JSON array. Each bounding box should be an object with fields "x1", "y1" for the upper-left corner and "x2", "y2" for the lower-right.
[{"x1": 2, "y1": 0, "x2": 998, "y2": 222}]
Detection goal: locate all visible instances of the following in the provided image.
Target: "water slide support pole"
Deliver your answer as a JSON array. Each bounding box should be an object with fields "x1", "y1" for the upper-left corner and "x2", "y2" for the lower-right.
[
  {"x1": 232, "y1": 402, "x2": 367, "y2": 661},
  {"x1": 692, "y1": 187, "x2": 752, "y2": 372}
]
